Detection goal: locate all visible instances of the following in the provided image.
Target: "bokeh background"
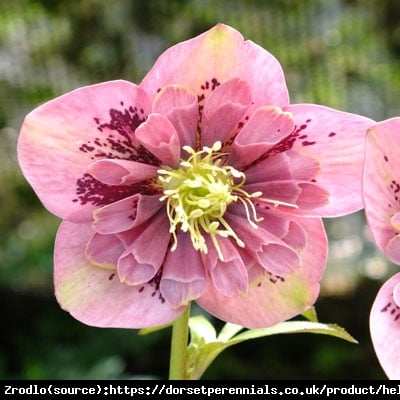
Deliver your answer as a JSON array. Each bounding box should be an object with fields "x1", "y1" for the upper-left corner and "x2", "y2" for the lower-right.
[{"x1": 1, "y1": 0, "x2": 400, "y2": 379}]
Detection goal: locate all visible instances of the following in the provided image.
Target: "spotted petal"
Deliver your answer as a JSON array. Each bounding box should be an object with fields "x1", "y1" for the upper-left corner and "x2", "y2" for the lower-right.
[
  {"x1": 17, "y1": 80, "x2": 151, "y2": 222},
  {"x1": 363, "y1": 118, "x2": 400, "y2": 264},
  {"x1": 283, "y1": 104, "x2": 375, "y2": 217},
  {"x1": 54, "y1": 221, "x2": 184, "y2": 328},
  {"x1": 140, "y1": 24, "x2": 289, "y2": 110},
  {"x1": 370, "y1": 273, "x2": 400, "y2": 379},
  {"x1": 197, "y1": 217, "x2": 327, "y2": 328},
  {"x1": 230, "y1": 106, "x2": 295, "y2": 167}
]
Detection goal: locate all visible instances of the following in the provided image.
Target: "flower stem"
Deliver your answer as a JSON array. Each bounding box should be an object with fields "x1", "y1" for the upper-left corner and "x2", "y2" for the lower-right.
[{"x1": 169, "y1": 304, "x2": 191, "y2": 380}]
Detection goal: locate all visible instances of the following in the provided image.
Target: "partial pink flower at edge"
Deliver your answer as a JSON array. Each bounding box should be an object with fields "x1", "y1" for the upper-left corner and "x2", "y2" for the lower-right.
[
  {"x1": 369, "y1": 272, "x2": 400, "y2": 379},
  {"x1": 18, "y1": 24, "x2": 374, "y2": 329},
  {"x1": 363, "y1": 118, "x2": 400, "y2": 264},
  {"x1": 363, "y1": 117, "x2": 400, "y2": 379}
]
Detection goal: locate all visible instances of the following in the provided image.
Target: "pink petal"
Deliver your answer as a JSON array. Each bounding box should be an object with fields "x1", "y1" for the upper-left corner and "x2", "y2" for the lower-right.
[
  {"x1": 152, "y1": 85, "x2": 199, "y2": 149},
  {"x1": 93, "y1": 194, "x2": 163, "y2": 234},
  {"x1": 244, "y1": 150, "x2": 319, "y2": 185},
  {"x1": 283, "y1": 104, "x2": 375, "y2": 217},
  {"x1": 370, "y1": 273, "x2": 400, "y2": 379},
  {"x1": 363, "y1": 118, "x2": 400, "y2": 264},
  {"x1": 85, "y1": 232, "x2": 124, "y2": 269},
  {"x1": 230, "y1": 106, "x2": 294, "y2": 167},
  {"x1": 226, "y1": 212, "x2": 301, "y2": 275},
  {"x1": 197, "y1": 216, "x2": 327, "y2": 328},
  {"x1": 140, "y1": 24, "x2": 289, "y2": 110},
  {"x1": 88, "y1": 159, "x2": 158, "y2": 185},
  {"x1": 200, "y1": 78, "x2": 252, "y2": 146},
  {"x1": 246, "y1": 180, "x2": 329, "y2": 210},
  {"x1": 205, "y1": 236, "x2": 249, "y2": 296},
  {"x1": 135, "y1": 113, "x2": 181, "y2": 167},
  {"x1": 160, "y1": 232, "x2": 206, "y2": 308},
  {"x1": 283, "y1": 220, "x2": 308, "y2": 251},
  {"x1": 117, "y1": 253, "x2": 157, "y2": 285},
  {"x1": 54, "y1": 221, "x2": 184, "y2": 328},
  {"x1": 117, "y1": 213, "x2": 171, "y2": 284},
  {"x1": 17, "y1": 80, "x2": 152, "y2": 222}
]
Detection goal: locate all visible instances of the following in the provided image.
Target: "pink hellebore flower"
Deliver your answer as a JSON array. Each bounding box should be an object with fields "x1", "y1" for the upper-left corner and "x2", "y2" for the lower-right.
[
  {"x1": 363, "y1": 117, "x2": 400, "y2": 379},
  {"x1": 18, "y1": 24, "x2": 373, "y2": 329}
]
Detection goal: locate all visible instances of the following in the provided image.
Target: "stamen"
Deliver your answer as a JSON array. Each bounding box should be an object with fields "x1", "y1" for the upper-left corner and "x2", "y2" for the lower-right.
[
  {"x1": 158, "y1": 142, "x2": 262, "y2": 260},
  {"x1": 256, "y1": 197, "x2": 299, "y2": 209}
]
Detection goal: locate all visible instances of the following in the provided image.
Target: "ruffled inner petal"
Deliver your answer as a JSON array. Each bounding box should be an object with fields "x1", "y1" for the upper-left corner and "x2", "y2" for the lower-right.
[
  {"x1": 246, "y1": 180, "x2": 329, "y2": 210},
  {"x1": 117, "y1": 252, "x2": 157, "y2": 285},
  {"x1": 244, "y1": 150, "x2": 320, "y2": 186},
  {"x1": 196, "y1": 217, "x2": 327, "y2": 329},
  {"x1": 160, "y1": 232, "x2": 206, "y2": 308},
  {"x1": 226, "y1": 212, "x2": 301, "y2": 275},
  {"x1": 256, "y1": 243, "x2": 301, "y2": 275},
  {"x1": 93, "y1": 194, "x2": 163, "y2": 234},
  {"x1": 116, "y1": 213, "x2": 170, "y2": 284},
  {"x1": 201, "y1": 78, "x2": 252, "y2": 146},
  {"x1": 206, "y1": 237, "x2": 249, "y2": 296},
  {"x1": 152, "y1": 85, "x2": 199, "y2": 149},
  {"x1": 286, "y1": 150, "x2": 320, "y2": 180},
  {"x1": 244, "y1": 152, "x2": 293, "y2": 182},
  {"x1": 54, "y1": 220, "x2": 184, "y2": 329},
  {"x1": 85, "y1": 232, "x2": 124, "y2": 269},
  {"x1": 135, "y1": 113, "x2": 181, "y2": 166},
  {"x1": 88, "y1": 159, "x2": 158, "y2": 185},
  {"x1": 230, "y1": 106, "x2": 294, "y2": 167},
  {"x1": 282, "y1": 220, "x2": 308, "y2": 251}
]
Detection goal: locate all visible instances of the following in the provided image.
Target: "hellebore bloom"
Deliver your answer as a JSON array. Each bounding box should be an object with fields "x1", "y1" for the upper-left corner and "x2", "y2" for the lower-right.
[
  {"x1": 18, "y1": 24, "x2": 373, "y2": 329},
  {"x1": 363, "y1": 117, "x2": 400, "y2": 379}
]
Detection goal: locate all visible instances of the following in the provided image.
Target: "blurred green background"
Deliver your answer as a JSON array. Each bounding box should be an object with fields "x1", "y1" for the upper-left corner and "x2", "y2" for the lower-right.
[{"x1": 1, "y1": 0, "x2": 400, "y2": 379}]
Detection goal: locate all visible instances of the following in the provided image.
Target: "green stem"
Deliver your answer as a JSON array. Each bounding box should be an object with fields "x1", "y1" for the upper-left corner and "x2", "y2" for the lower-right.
[{"x1": 169, "y1": 304, "x2": 191, "y2": 380}]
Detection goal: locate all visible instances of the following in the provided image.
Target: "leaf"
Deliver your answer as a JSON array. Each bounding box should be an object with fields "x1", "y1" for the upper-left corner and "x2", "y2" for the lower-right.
[
  {"x1": 186, "y1": 316, "x2": 357, "y2": 380},
  {"x1": 232, "y1": 321, "x2": 358, "y2": 344}
]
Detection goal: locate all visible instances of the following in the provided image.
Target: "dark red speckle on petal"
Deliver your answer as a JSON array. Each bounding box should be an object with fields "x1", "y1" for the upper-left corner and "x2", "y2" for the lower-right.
[
  {"x1": 244, "y1": 120, "x2": 312, "y2": 170},
  {"x1": 381, "y1": 299, "x2": 400, "y2": 322},
  {"x1": 384, "y1": 155, "x2": 389, "y2": 162},
  {"x1": 79, "y1": 102, "x2": 160, "y2": 166},
  {"x1": 73, "y1": 173, "x2": 159, "y2": 206},
  {"x1": 389, "y1": 180, "x2": 400, "y2": 206},
  {"x1": 137, "y1": 268, "x2": 166, "y2": 304},
  {"x1": 329, "y1": 132, "x2": 336, "y2": 137},
  {"x1": 268, "y1": 273, "x2": 285, "y2": 284},
  {"x1": 302, "y1": 140, "x2": 316, "y2": 146}
]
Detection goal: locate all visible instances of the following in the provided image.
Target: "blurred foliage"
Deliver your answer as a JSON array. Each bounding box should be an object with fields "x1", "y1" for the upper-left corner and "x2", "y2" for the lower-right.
[{"x1": 1, "y1": 0, "x2": 400, "y2": 379}]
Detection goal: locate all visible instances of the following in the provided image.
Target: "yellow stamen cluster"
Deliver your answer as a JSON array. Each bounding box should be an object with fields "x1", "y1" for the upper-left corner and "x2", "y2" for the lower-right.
[{"x1": 158, "y1": 141, "x2": 262, "y2": 260}]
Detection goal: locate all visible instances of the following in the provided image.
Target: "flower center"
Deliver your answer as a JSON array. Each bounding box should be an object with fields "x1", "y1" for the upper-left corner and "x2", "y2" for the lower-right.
[{"x1": 158, "y1": 141, "x2": 262, "y2": 260}]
